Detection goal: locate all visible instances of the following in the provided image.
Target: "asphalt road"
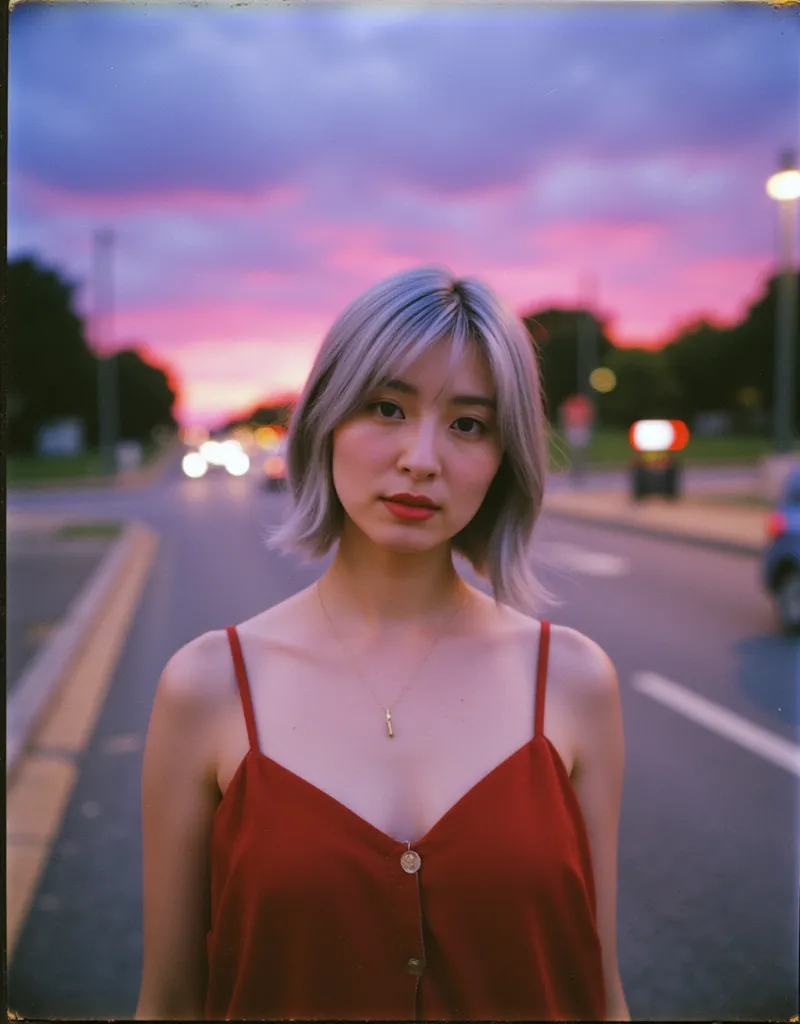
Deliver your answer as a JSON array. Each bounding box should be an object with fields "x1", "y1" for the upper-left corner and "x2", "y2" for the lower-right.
[
  {"x1": 8, "y1": 462, "x2": 798, "y2": 1021},
  {"x1": 6, "y1": 530, "x2": 118, "y2": 695}
]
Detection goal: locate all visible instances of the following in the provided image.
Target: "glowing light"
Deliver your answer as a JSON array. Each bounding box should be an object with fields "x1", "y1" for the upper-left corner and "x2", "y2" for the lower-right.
[
  {"x1": 255, "y1": 426, "x2": 282, "y2": 450},
  {"x1": 264, "y1": 455, "x2": 286, "y2": 477},
  {"x1": 220, "y1": 439, "x2": 244, "y2": 460},
  {"x1": 200, "y1": 440, "x2": 224, "y2": 465},
  {"x1": 589, "y1": 367, "x2": 617, "y2": 394},
  {"x1": 737, "y1": 386, "x2": 762, "y2": 409},
  {"x1": 629, "y1": 419, "x2": 690, "y2": 453},
  {"x1": 766, "y1": 169, "x2": 800, "y2": 202},
  {"x1": 225, "y1": 450, "x2": 251, "y2": 476},
  {"x1": 182, "y1": 452, "x2": 208, "y2": 478}
]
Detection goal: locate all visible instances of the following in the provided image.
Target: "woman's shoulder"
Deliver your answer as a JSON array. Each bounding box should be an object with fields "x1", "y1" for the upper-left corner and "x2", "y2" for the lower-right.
[
  {"x1": 547, "y1": 622, "x2": 619, "y2": 711},
  {"x1": 159, "y1": 588, "x2": 313, "y2": 704},
  {"x1": 495, "y1": 603, "x2": 617, "y2": 703},
  {"x1": 158, "y1": 628, "x2": 239, "y2": 713}
]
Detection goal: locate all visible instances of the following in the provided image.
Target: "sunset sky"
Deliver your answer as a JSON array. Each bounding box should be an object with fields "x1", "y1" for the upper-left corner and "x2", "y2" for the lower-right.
[{"x1": 9, "y1": 2, "x2": 799, "y2": 426}]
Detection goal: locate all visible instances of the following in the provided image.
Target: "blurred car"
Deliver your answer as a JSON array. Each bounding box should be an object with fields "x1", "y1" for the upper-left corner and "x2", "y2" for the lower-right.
[
  {"x1": 629, "y1": 419, "x2": 687, "y2": 501},
  {"x1": 764, "y1": 465, "x2": 800, "y2": 635},
  {"x1": 630, "y1": 451, "x2": 681, "y2": 500},
  {"x1": 261, "y1": 448, "x2": 288, "y2": 491}
]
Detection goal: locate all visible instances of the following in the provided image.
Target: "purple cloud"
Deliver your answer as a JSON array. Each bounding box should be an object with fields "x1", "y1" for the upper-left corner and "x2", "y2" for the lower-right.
[{"x1": 10, "y1": 4, "x2": 798, "y2": 200}]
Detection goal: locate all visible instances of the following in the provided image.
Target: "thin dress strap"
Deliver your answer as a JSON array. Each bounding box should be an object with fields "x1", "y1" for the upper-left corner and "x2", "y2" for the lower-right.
[
  {"x1": 534, "y1": 620, "x2": 551, "y2": 738},
  {"x1": 226, "y1": 625, "x2": 260, "y2": 754}
]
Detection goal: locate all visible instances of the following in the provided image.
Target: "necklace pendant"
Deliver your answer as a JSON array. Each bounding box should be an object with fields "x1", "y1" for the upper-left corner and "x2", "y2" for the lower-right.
[{"x1": 385, "y1": 708, "x2": 394, "y2": 739}]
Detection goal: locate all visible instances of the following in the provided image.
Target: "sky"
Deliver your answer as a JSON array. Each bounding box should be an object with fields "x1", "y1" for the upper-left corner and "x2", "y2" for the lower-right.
[{"x1": 9, "y1": 2, "x2": 800, "y2": 427}]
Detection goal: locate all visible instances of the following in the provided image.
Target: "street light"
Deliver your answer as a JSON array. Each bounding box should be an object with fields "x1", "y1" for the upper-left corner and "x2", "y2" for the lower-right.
[{"x1": 766, "y1": 150, "x2": 800, "y2": 454}]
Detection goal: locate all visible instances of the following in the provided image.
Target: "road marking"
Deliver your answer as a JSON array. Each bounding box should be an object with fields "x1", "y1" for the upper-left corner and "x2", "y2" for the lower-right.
[
  {"x1": 6, "y1": 524, "x2": 158, "y2": 962},
  {"x1": 539, "y1": 542, "x2": 630, "y2": 577},
  {"x1": 632, "y1": 671, "x2": 800, "y2": 778}
]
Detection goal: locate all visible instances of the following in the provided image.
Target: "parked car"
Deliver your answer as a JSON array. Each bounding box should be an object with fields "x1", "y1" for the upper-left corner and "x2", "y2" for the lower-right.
[
  {"x1": 630, "y1": 451, "x2": 682, "y2": 501},
  {"x1": 764, "y1": 465, "x2": 800, "y2": 635},
  {"x1": 628, "y1": 420, "x2": 687, "y2": 501}
]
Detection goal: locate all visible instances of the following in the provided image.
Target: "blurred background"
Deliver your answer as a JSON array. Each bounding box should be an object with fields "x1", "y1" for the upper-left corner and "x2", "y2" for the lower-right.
[{"x1": 6, "y1": 3, "x2": 800, "y2": 1021}]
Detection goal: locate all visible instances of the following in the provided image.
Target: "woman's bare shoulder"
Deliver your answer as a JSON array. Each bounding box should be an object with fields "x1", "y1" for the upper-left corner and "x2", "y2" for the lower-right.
[
  {"x1": 158, "y1": 628, "x2": 238, "y2": 711},
  {"x1": 548, "y1": 622, "x2": 619, "y2": 707}
]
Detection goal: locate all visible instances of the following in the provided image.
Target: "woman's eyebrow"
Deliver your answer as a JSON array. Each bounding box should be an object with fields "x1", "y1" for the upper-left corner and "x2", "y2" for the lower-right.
[{"x1": 377, "y1": 377, "x2": 497, "y2": 410}]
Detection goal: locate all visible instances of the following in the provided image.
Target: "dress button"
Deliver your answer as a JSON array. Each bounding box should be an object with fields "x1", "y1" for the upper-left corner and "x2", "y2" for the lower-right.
[
  {"x1": 400, "y1": 849, "x2": 422, "y2": 873},
  {"x1": 407, "y1": 957, "x2": 425, "y2": 976}
]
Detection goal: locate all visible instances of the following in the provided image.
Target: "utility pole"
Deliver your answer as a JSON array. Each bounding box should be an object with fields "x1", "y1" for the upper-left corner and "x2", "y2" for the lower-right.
[
  {"x1": 569, "y1": 274, "x2": 598, "y2": 485},
  {"x1": 772, "y1": 151, "x2": 798, "y2": 453},
  {"x1": 577, "y1": 273, "x2": 599, "y2": 406},
  {"x1": 92, "y1": 228, "x2": 118, "y2": 476}
]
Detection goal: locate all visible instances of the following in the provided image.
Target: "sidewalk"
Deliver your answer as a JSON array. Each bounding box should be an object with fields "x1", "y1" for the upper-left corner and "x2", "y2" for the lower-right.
[
  {"x1": 6, "y1": 520, "x2": 122, "y2": 695},
  {"x1": 6, "y1": 513, "x2": 159, "y2": 963},
  {"x1": 6, "y1": 513, "x2": 159, "y2": 779},
  {"x1": 542, "y1": 486, "x2": 766, "y2": 556}
]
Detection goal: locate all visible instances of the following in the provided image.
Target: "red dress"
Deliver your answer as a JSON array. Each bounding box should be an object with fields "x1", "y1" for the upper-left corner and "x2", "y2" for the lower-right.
[{"x1": 205, "y1": 620, "x2": 606, "y2": 1021}]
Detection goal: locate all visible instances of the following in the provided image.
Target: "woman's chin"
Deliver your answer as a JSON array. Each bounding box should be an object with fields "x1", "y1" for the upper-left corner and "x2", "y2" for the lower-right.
[{"x1": 352, "y1": 521, "x2": 450, "y2": 555}]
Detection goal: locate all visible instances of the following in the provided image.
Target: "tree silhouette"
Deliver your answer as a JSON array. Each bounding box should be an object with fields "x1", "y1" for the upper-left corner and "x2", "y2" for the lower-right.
[
  {"x1": 7, "y1": 257, "x2": 98, "y2": 452},
  {"x1": 7, "y1": 256, "x2": 179, "y2": 454},
  {"x1": 115, "y1": 348, "x2": 177, "y2": 442}
]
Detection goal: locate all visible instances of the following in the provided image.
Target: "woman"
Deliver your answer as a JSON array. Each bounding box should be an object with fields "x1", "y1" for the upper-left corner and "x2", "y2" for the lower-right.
[{"x1": 136, "y1": 267, "x2": 629, "y2": 1021}]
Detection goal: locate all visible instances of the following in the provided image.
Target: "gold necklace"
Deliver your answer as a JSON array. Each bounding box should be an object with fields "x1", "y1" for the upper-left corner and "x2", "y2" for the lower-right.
[{"x1": 316, "y1": 579, "x2": 468, "y2": 739}]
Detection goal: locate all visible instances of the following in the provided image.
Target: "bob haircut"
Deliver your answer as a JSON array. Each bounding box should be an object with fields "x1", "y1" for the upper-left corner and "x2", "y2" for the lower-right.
[{"x1": 267, "y1": 265, "x2": 557, "y2": 616}]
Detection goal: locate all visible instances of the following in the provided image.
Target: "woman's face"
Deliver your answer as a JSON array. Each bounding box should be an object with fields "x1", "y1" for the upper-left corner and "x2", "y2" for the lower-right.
[{"x1": 331, "y1": 340, "x2": 503, "y2": 554}]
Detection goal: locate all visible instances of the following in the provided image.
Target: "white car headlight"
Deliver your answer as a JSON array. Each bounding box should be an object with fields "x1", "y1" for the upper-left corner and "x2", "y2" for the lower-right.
[
  {"x1": 182, "y1": 452, "x2": 208, "y2": 478},
  {"x1": 225, "y1": 451, "x2": 250, "y2": 477}
]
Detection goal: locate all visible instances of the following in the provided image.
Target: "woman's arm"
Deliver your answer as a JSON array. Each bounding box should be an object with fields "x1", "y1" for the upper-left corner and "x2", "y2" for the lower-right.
[
  {"x1": 563, "y1": 629, "x2": 630, "y2": 1022},
  {"x1": 136, "y1": 634, "x2": 227, "y2": 1020}
]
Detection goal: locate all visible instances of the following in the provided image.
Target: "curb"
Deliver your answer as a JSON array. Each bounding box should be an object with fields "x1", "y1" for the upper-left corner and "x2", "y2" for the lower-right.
[
  {"x1": 541, "y1": 507, "x2": 762, "y2": 558},
  {"x1": 6, "y1": 521, "x2": 158, "y2": 782}
]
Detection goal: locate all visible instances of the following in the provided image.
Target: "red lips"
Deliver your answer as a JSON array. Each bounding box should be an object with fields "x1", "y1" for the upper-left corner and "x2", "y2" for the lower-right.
[{"x1": 383, "y1": 492, "x2": 440, "y2": 508}]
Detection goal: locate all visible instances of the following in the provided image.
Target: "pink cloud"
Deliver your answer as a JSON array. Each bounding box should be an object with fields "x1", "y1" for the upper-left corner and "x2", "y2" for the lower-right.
[
  {"x1": 12, "y1": 172, "x2": 304, "y2": 218},
  {"x1": 604, "y1": 254, "x2": 773, "y2": 347},
  {"x1": 539, "y1": 219, "x2": 667, "y2": 267}
]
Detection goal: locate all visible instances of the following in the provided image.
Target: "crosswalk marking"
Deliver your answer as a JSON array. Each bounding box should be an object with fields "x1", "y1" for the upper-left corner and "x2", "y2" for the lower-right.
[{"x1": 632, "y1": 671, "x2": 800, "y2": 778}]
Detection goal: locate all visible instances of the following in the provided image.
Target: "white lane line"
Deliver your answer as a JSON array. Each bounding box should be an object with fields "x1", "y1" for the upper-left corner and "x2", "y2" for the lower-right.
[
  {"x1": 631, "y1": 671, "x2": 800, "y2": 778},
  {"x1": 539, "y1": 542, "x2": 630, "y2": 577}
]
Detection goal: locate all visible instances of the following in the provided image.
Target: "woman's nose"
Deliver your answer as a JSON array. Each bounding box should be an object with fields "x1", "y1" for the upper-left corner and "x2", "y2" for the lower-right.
[{"x1": 397, "y1": 420, "x2": 441, "y2": 477}]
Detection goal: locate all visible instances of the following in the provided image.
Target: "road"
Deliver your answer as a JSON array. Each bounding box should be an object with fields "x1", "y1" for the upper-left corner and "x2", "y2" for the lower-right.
[{"x1": 8, "y1": 460, "x2": 798, "y2": 1021}]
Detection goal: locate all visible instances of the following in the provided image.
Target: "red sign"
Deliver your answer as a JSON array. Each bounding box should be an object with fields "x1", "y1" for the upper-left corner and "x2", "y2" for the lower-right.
[{"x1": 560, "y1": 394, "x2": 594, "y2": 430}]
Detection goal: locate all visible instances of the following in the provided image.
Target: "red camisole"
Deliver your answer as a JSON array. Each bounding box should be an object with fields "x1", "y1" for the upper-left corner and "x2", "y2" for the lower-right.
[{"x1": 205, "y1": 620, "x2": 606, "y2": 1021}]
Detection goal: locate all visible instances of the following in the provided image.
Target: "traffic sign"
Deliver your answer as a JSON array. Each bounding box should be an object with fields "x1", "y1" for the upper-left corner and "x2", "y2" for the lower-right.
[
  {"x1": 560, "y1": 393, "x2": 594, "y2": 430},
  {"x1": 560, "y1": 394, "x2": 594, "y2": 449}
]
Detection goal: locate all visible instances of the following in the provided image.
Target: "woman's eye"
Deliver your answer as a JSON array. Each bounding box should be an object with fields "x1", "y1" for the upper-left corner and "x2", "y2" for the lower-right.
[
  {"x1": 453, "y1": 417, "x2": 487, "y2": 436},
  {"x1": 369, "y1": 400, "x2": 403, "y2": 419}
]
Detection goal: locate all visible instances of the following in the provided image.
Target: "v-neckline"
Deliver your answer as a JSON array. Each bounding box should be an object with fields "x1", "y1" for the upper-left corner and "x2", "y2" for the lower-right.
[{"x1": 243, "y1": 734, "x2": 557, "y2": 849}]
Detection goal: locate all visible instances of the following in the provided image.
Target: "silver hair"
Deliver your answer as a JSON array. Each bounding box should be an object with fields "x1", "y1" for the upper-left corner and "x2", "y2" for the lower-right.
[{"x1": 266, "y1": 266, "x2": 558, "y2": 615}]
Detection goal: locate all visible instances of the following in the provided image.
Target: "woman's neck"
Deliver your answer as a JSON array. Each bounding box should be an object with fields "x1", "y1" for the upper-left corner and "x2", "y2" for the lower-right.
[{"x1": 320, "y1": 539, "x2": 466, "y2": 638}]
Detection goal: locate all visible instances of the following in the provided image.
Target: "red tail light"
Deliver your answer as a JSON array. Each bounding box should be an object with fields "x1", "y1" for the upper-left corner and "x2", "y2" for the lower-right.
[{"x1": 766, "y1": 511, "x2": 788, "y2": 540}]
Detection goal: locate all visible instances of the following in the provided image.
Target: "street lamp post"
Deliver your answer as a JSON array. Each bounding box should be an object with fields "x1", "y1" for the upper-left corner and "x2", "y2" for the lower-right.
[
  {"x1": 766, "y1": 150, "x2": 800, "y2": 454},
  {"x1": 92, "y1": 228, "x2": 119, "y2": 476},
  {"x1": 570, "y1": 274, "x2": 598, "y2": 485}
]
